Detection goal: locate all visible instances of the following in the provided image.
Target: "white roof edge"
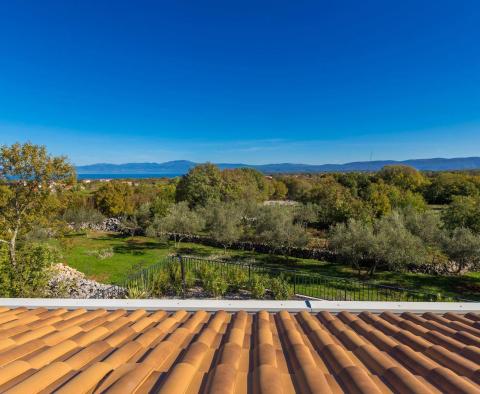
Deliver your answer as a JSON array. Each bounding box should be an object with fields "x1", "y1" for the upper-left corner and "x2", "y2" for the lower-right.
[{"x1": 1, "y1": 298, "x2": 480, "y2": 313}]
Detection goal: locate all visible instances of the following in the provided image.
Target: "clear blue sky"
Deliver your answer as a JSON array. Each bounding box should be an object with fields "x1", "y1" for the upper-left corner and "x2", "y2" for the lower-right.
[{"x1": 0, "y1": 0, "x2": 479, "y2": 165}]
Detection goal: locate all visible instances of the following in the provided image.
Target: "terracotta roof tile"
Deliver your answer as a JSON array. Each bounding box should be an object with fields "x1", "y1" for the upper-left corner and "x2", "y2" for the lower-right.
[{"x1": 0, "y1": 307, "x2": 478, "y2": 393}]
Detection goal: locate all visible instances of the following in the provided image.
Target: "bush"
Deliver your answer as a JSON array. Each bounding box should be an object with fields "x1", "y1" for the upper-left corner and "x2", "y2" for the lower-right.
[
  {"x1": 163, "y1": 259, "x2": 194, "y2": 296},
  {"x1": 0, "y1": 243, "x2": 59, "y2": 297},
  {"x1": 196, "y1": 263, "x2": 228, "y2": 297},
  {"x1": 249, "y1": 274, "x2": 267, "y2": 299},
  {"x1": 268, "y1": 275, "x2": 293, "y2": 300},
  {"x1": 225, "y1": 267, "x2": 249, "y2": 292}
]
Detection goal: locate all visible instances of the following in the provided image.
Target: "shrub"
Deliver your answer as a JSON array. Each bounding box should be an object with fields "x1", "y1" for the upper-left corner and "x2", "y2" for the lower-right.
[
  {"x1": 163, "y1": 259, "x2": 194, "y2": 296},
  {"x1": 196, "y1": 263, "x2": 228, "y2": 297},
  {"x1": 225, "y1": 267, "x2": 249, "y2": 292},
  {"x1": 0, "y1": 243, "x2": 59, "y2": 297},
  {"x1": 249, "y1": 274, "x2": 267, "y2": 299},
  {"x1": 268, "y1": 275, "x2": 293, "y2": 300},
  {"x1": 126, "y1": 281, "x2": 150, "y2": 299}
]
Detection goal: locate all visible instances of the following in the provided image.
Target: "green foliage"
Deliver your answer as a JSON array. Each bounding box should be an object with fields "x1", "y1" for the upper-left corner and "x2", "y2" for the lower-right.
[
  {"x1": 442, "y1": 228, "x2": 480, "y2": 273},
  {"x1": 268, "y1": 274, "x2": 292, "y2": 299},
  {"x1": 63, "y1": 206, "x2": 104, "y2": 229},
  {"x1": 377, "y1": 165, "x2": 427, "y2": 191},
  {"x1": 424, "y1": 173, "x2": 480, "y2": 204},
  {"x1": 0, "y1": 142, "x2": 75, "y2": 268},
  {"x1": 304, "y1": 176, "x2": 366, "y2": 227},
  {"x1": 330, "y1": 211, "x2": 427, "y2": 276},
  {"x1": 249, "y1": 274, "x2": 267, "y2": 298},
  {"x1": 94, "y1": 181, "x2": 134, "y2": 216},
  {"x1": 176, "y1": 163, "x2": 223, "y2": 207},
  {"x1": 442, "y1": 195, "x2": 480, "y2": 234},
  {"x1": 196, "y1": 263, "x2": 228, "y2": 297},
  {"x1": 254, "y1": 205, "x2": 309, "y2": 251},
  {"x1": 374, "y1": 212, "x2": 427, "y2": 272},
  {"x1": 202, "y1": 201, "x2": 243, "y2": 251},
  {"x1": 147, "y1": 202, "x2": 205, "y2": 247},
  {"x1": 272, "y1": 179, "x2": 288, "y2": 200},
  {"x1": 150, "y1": 184, "x2": 176, "y2": 217},
  {"x1": 225, "y1": 268, "x2": 249, "y2": 291},
  {"x1": 0, "y1": 243, "x2": 59, "y2": 297}
]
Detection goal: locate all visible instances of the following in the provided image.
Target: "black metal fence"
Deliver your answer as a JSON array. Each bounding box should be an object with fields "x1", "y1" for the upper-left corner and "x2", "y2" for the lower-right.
[{"x1": 123, "y1": 255, "x2": 473, "y2": 302}]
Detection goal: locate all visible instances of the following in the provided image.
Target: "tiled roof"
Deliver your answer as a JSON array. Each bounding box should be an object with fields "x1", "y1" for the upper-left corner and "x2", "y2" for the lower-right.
[{"x1": 0, "y1": 306, "x2": 480, "y2": 393}]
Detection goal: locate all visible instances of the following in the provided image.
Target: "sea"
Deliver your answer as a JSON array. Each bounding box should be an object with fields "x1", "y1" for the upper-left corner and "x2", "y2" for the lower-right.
[{"x1": 77, "y1": 173, "x2": 182, "y2": 180}]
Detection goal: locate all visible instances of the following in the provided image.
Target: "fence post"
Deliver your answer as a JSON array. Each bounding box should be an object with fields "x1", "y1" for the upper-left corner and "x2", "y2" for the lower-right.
[
  {"x1": 248, "y1": 264, "x2": 251, "y2": 282},
  {"x1": 178, "y1": 255, "x2": 186, "y2": 299},
  {"x1": 293, "y1": 272, "x2": 296, "y2": 294}
]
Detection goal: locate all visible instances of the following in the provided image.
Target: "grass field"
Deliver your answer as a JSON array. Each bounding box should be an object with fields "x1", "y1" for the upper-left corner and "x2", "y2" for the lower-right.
[{"x1": 50, "y1": 231, "x2": 480, "y2": 300}]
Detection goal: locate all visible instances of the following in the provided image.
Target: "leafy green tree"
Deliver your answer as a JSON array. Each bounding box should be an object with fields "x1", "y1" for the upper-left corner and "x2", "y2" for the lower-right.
[
  {"x1": 424, "y1": 173, "x2": 480, "y2": 204},
  {"x1": 147, "y1": 202, "x2": 204, "y2": 247},
  {"x1": 176, "y1": 163, "x2": 223, "y2": 207},
  {"x1": 272, "y1": 179, "x2": 288, "y2": 200},
  {"x1": 202, "y1": 202, "x2": 243, "y2": 253},
  {"x1": 442, "y1": 227, "x2": 480, "y2": 273},
  {"x1": 254, "y1": 206, "x2": 309, "y2": 253},
  {"x1": 282, "y1": 176, "x2": 313, "y2": 201},
  {"x1": 373, "y1": 212, "x2": 427, "y2": 273},
  {"x1": 0, "y1": 142, "x2": 74, "y2": 268},
  {"x1": 294, "y1": 203, "x2": 318, "y2": 228},
  {"x1": 94, "y1": 181, "x2": 134, "y2": 216},
  {"x1": 401, "y1": 207, "x2": 444, "y2": 246},
  {"x1": 442, "y1": 195, "x2": 480, "y2": 234},
  {"x1": 329, "y1": 219, "x2": 376, "y2": 276},
  {"x1": 377, "y1": 165, "x2": 427, "y2": 191},
  {"x1": 329, "y1": 212, "x2": 427, "y2": 276},
  {"x1": 151, "y1": 183, "x2": 176, "y2": 217},
  {"x1": 307, "y1": 176, "x2": 363, "y2": 227}
]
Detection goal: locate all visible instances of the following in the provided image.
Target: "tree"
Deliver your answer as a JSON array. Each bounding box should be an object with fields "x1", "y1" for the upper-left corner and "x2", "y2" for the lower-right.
[
  {"x1": 329, "y1": 219, "x2": 376, "y2": 276},
  {"x1": 443, "y1": 227, "x2": 480, "y2": 273},
  {"x1": 176, "y1": 163, "x2": 223, "y2": 207},
  {"x1": 294, "y1": 203, "x2": 318, "y2": 228},
  {"x1": 373, "y1": 212, "x2": 427, "y2": 273},
  {"x1": 147, "y1": 202, "x2": 204, "y2": 247},
  {"x1": 202, "y1": 202, "x2": 243, "y2": 253},
  {"x1": 306, "y1": 176, "x2": 363, "y2": 227},
  {"x1": 424, "y1": 173, "x2": 479, "y2": 204},
  {"x1": 442, "y1": 195, "x2": 480, "y2": 234},
  {"x1": 401, "y1": 207, "x2": 444, "y2": 246},
  {"x1": 377, "y1": 165, "x2": 427, "y2": 191},
  {"x1": 272, "y1": 179, "x2": 288, "y2": 200},
  {"x1": 94, "y1": 181, "x2": 134, "y2": 216},
  {"x1": 0, "y1": 142, "x2": 75, "y2": 268},
  {"x1": 254, "y1": 206, "x2": 309, "y2": 253},
  {"x1": 329, "y1": 212, "x2": 427, "y2": 277}
]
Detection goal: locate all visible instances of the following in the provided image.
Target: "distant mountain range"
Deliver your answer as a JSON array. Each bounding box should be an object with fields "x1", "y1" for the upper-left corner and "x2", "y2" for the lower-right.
[{"x1": 76, "y1": 157, "x2": 480, "y2": 176}]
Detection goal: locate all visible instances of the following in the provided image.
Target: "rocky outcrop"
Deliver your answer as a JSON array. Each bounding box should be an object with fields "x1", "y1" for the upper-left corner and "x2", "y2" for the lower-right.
[{"x1": 48, "y1": 263, "x2": 127, "y2": 299}]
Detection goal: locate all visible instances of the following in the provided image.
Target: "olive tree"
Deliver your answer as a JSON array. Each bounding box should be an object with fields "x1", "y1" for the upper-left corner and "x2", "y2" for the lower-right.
[
  {"x1": 443, "y1": 227, "x2": 480, "y2": 274},
  {"x1": 202, "y1": 202, "x2": 243, "y2": 253},
  {"x1": 147, "y1": 202, "x2": 204, "y2": 247},
  {"x1": 254, "y1": 206, "x2": 309, "y2": 254},
  {"x1": 0, "y1": 142, "x2": 75, "y2": 268}
]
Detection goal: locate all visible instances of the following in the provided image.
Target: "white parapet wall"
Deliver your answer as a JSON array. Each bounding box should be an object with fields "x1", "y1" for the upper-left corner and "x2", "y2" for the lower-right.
[{"x1": 1, "y1": 298, "x2": 480, "y2": 313}]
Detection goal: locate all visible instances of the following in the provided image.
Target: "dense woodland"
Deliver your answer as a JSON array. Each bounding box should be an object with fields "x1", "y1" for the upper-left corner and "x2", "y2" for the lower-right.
[{"x1": 1, "y1": 143, "x2": 480, "y2": 297}]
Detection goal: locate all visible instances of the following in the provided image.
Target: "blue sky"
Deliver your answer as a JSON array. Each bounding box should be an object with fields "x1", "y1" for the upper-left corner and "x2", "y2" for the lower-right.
[{"x1": 0, "y1": 1, "x2": 479, "y2": 165}]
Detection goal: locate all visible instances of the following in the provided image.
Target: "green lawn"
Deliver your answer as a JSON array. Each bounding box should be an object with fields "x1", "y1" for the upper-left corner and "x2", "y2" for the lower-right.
[{"x1": 50, "y1": 231, "x2": 480, "y2": 300}]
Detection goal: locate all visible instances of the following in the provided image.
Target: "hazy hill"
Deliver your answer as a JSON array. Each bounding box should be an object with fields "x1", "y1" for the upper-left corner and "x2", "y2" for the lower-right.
[{"x1": 76, "y1": 156, "x2": 480, "y2": 175}]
